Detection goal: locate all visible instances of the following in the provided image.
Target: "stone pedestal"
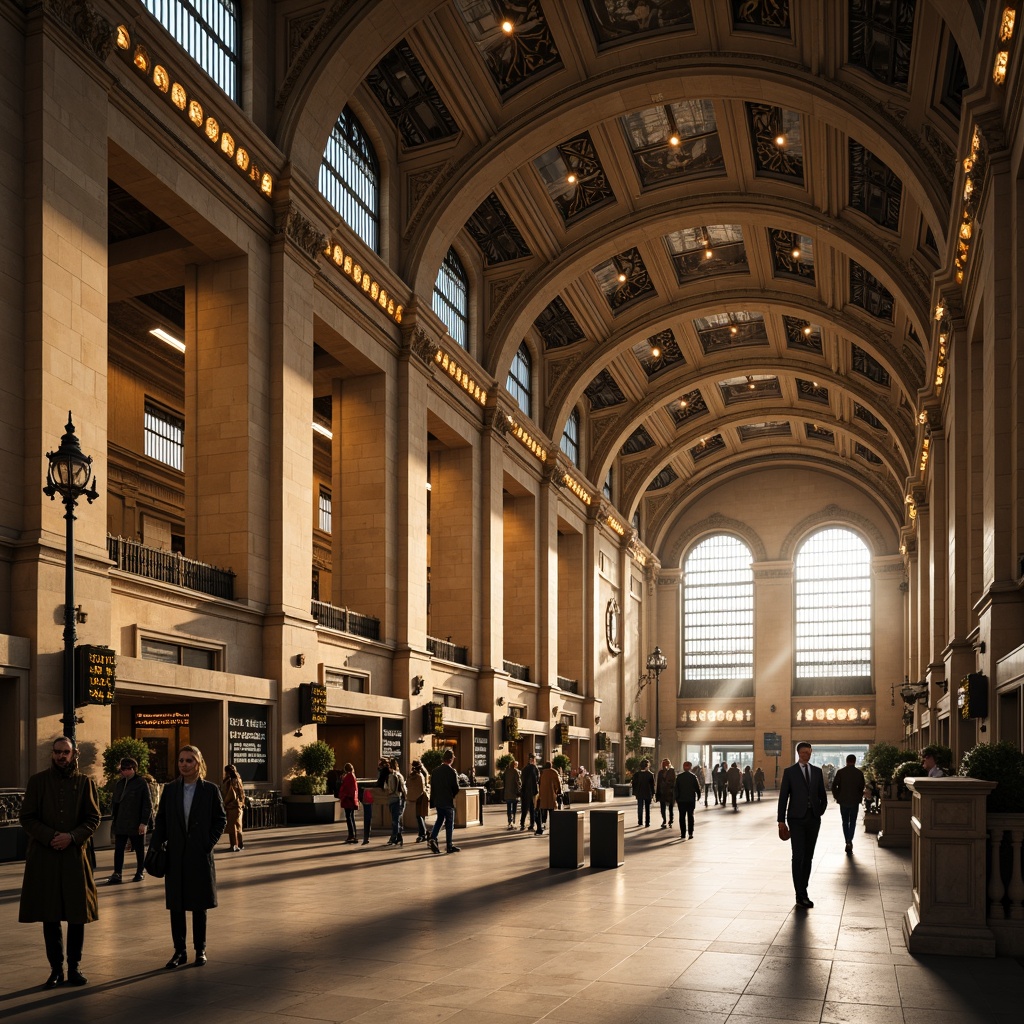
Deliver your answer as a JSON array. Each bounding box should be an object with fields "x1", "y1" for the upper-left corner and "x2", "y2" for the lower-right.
[
  {"x1": 549, "y1": 809, "x2": 584, "y2": 869},
  {"x1": 455, "y1": 787, "x2": 482, "y2": 827},
  {"x1": 902, "y1": 777, "x2": 997, "y2": 956},
  {"x1": 590, "y1": 809, "x2": 624, "y2": 868},
  {"x1": 878, "y1": 798, "x2": 912, "y2": 847}
]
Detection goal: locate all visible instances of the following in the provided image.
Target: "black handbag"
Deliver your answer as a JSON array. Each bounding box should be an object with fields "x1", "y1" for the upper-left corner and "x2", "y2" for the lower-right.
[{"x1": 144, "y1": 840, "x2": 167, "y2": 878}]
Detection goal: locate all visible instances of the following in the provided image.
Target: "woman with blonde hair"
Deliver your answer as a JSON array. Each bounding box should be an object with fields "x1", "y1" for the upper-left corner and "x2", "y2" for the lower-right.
[
  {"x1": 151, "y1": 744, "x2": 226, "y2": 969},
  {"x1": 220, "y1": 764, "x2": 245, "y2": 851}
]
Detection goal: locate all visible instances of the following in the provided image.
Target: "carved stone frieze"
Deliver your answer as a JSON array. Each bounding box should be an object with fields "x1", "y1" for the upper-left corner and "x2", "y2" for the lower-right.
[
  {"x1": 403, "y1": 162, "x2": 456, "y2": 240},
  {"x1": 46, "y1": 0, "x2": 113, "y2": 62},
  {"x1": 281, "y1": 205, "x2": 328, "y2": 263},
  {"x1": 484, "y1": 405, "x2": 512, "y2": 441},
  {"x1": 402, "y1": 325, "x2": 440, "y2": 367},
  {"x1": 277, "y1": 1, "x2": 353, "y2": 110},
  {"x1": 287, "y1": 12, "x2": 324, "y2": 66},
  {"x1": 752, "y1": 567, "x2": 793, "y2": 580}
]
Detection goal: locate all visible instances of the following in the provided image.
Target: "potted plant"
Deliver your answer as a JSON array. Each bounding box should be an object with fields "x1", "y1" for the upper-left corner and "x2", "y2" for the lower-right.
[
  {"x1": 284, "y1": 740, "x2": 337, "y2": 825},
  {"x1": 552, "y1": 753, "x2": 572, "y2": 775},
  {"x1": 421, "y1": 747, "x2": 443, "y2": 774},
  {"x1": 863, "y1": 742, "x2": 917, "y2": 797},
  {"x1": 959, "y1": 742, "x2": 1024, "y2": 813},
  {"x1": 493, "y1": 753, "x2": 515, "y2": 803}
]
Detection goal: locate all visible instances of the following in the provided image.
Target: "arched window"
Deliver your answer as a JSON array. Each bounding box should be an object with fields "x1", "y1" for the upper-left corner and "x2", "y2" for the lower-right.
[
  {"x1": 560, "y1": 408, "x2": 580, "y2": 466},
  {"x1": 433, "y1": 248, "x2": 469, "y2": 347},
  {"x1": 506, "y1": 342, "x2": 532, "y2": 417},
  {"x1": 319, "y1": 107, "x2": 380, "y2": 252},
  {"x1": 142, "y1": 0, "x2": 238, "y2": 101},
  {"x1": 794, "y1": 528, "x2": 871, "y2": 695},
  {"x1": 682, "y1": 535, "x2": 754, "y2": 698}
]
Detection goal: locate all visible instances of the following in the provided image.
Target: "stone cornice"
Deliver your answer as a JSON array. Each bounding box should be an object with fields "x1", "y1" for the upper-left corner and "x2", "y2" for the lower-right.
[{"x1": 45, "y1": 0, "x2": 113, "y2": 63}]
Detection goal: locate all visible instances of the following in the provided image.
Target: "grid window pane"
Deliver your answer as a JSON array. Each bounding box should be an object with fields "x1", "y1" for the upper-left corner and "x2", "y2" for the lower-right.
[
  {"x1": 142, "y1": 0, "x2": 238, "y2": 101},
  {"x1": 319, "y1": 107, "x2": 380, "y2": 252},
  {"x1": 144, "y1": 401, "x2": 184, "y2": 471},
  {"x1": 318, "y1": 490, "x2": 332, "y2": 533},
  {"x1": 683, "y1": 535, "x2": 754, "y2": 696},
  {"x1": 794, "y1": 528, "x2": 871, "y2": 693},
  {"x1": 560, "y1": 409, "x2": 580, "y2": 466},
  {"x1": 432, "y1": 248, "x2": 469, "y2": 348},
  {"x1": 506, "y1": 342, "x2": 532, "y2": 417}
]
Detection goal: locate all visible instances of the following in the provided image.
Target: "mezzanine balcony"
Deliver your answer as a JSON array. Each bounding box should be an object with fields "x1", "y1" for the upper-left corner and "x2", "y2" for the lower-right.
[{"x1": 107, "y1": 535, "x2": 235, "y2": 600}]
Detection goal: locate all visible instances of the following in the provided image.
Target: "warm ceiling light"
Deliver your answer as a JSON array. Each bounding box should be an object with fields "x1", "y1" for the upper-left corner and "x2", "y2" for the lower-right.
[
  {"x1": 791, "y1": 247, "x2": 801, "y2": 260},
  {"x1": 312, "y1": 422, "x2": 333, "y2": 439},
  {"x1": 150, "y1": 327, "x2": 185, "y2": 352},
  {"x1": 501, "y1": 19, "x2": 514, "y2": 34},
  {"x1": 993, "y1": 51, "x2": 1008, "y2": 84},
  {"x1": 668, "y1": 134, "x2": 680, "y2": 146},
  {"x1": 811, "y1": 380, "x2": 818, "y2": 388},
  {"x1": 566, "y1": 172, "x2": 577, "y2": 184},
  {"x1": 679, "y1": 397, "x2": 688, "y2": 408},
  {"x1": 774, "y1": 134, "x2": 786, "y2": 147},
  {"x1": 650, "y1": 345, "x2": 661, "y2": 359},
  {"x1": 729, "y1": 325, "x2": 738, "y2": 335},
  {"x1": 617, "y1": 272, "x2": 627, "y2": 283},
  {"x1": 1000, "y1": 7, "x2": 1015, "y2": 41},
  {"x1": 747, "y1": 377, "x2": 756, "y2": 390},
  {"x1": 802, "y1": 324, "x2": 812, "y2": 336},
  {"x1": 934, "y1": 302, "x2": 946, "y2": 321}
]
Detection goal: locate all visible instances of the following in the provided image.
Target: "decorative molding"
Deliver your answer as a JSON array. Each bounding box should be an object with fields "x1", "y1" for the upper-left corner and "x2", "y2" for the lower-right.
[
  {"x1": 281, "y1": 205, "x2": 328, "y2": 263},
  {"x1": 752, "y1": 566, "x2": 793, "y2": 580},
  {"x1": 778, "y1": 503, "x2": 886, "y2": 560},
  {"x1": 403, "y1": 325, "x2": 440, "y2": 367},
  {"x1": 403, "y1": 162, "x2": 456, "y2": 240},
  {"x1": 667, "y1": 513, "x2": 768, "y2": 567},
  {"x1": 286, "y1": 12, "x2": 324, "y2": 66},
  {"x1": 47, "y1": 0, "x2": 113, "y2": 62},
  {"x1": 484, "y1": 406, "x2": 512, "y2": 442},
  {"x1": 277, "y1": 1, "x2": 353, "y2": 110}
]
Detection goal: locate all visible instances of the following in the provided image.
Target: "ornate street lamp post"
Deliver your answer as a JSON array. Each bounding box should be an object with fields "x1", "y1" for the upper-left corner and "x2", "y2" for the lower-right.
[
  {"x1": 646, "y1": 645, "x2": 667, "y2": 757},
  {"x1": 44, "y1": 413, "x2": 99, "y2": 747}
]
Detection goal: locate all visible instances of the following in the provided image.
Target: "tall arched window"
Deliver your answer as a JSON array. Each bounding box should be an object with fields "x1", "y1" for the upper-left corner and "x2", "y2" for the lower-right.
[
  {"x1": 560, "y1": 408, "x2": 580, "y2": 466},
  {"x1": 682, "y1": 535, "x2": 754, "y2": 698},
  {"x1": 794, "y1": 528, "x2": 871, "y2": 695},
  {"x1": 506, "y1": 342, "x2": 532, "y2": 417},
  {"x1": 319, "y1": 107, "x2": 380, "y2": 252},
  {"x1": 432, "y1": 248, "x2": 469, "y2": 347},
  {"x1": 142, "y1": 0, "x2": 238, "y2": 101}
]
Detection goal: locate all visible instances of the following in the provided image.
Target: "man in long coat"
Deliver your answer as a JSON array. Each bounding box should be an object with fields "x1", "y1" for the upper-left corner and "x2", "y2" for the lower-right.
[
  {"x1": 519, "y1": 752, "x2": 540, "y2": 832},
  {"x1": 151, "y1": 744, "x2": 227, "y2": 968},
  {"x1": 19, "y1": 736, "x2": 100, "y2": 988},
  {"x1": 536, "y1": 760, "x2": 562, "y2": 835}
]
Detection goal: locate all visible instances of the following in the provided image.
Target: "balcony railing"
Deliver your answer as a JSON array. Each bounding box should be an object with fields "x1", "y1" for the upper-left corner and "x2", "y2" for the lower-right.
[
  {"x1": 556, "y1": 675, "x2": 579, "y2": 694},
  {"x1": 107, "y1": 535, "x2": 235, "y2": 600},
  {"x1": 427, "y1": 635, "x2": 469, "y2": 665},
  {"x1": 504, "y1": 659, "x2": 530, "y2": 682},
  {"x1": 311, "y1": 601, "x2": 380, "y2": 641}
]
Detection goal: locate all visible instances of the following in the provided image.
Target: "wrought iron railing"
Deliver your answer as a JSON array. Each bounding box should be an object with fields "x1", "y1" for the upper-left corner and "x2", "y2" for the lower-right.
[
  {"x1": 557, "y1": 675, "x2": 579, "y2": 694},
  {"x1": 504, "y1": 660, "x2": 530, "y2": 682},
  {"x1": 107, "y1": 535, "x2": 235, "y2": 599},
  {"x1": 427, "y1": 635, "x2": 469, "y2": 665},
  {"x1": 311, "y1": 601, "x2": 380, "y2": 641}
]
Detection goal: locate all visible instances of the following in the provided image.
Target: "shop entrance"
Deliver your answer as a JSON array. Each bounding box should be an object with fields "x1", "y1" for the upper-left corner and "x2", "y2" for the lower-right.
[{"x1": 132, "y1": 706, "x2": 190, "y2": 782}]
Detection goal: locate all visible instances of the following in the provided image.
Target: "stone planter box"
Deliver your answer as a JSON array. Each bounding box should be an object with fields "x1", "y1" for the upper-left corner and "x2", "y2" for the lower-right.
[
  {"x1": 878, "y1": 798, "x2": 912, "y2": 847},
  {"x1": 283, "y1": 795, "x2": 337, "y2": 825},
  {"x1": 569, "y1": 791, "x2": 592, "y2": 804},
  {"x1": 863, "y1": 811, "x2": 880, "y2": 834},
  {"x1": 613, "y1": 784, "x2": 631, "y2": 798},
  {"x1": 93, "y1": 817, "x2": 113, "y2": 849},
  {"x1": 0, "y1": 825, "x2": 27, "y2": 862},
  {"x1": 592, "y1": 788, "x2": 610, "y2": 803}
]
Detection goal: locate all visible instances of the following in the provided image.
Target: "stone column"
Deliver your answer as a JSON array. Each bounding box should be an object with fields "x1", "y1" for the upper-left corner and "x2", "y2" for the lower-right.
[{"x1": 903, "y1": 776, "x2": 997, "y2": 956}]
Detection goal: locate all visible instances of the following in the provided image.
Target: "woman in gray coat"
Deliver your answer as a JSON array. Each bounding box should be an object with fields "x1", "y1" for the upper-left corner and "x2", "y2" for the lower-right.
[{"x1": 151, "y1": 744, "x2": 226, "y2": 969}]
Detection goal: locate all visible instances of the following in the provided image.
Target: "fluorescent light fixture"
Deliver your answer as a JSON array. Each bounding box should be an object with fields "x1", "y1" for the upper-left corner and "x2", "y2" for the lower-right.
[
  {"x1": 150, "y1": 327, "x2": 185, "y2": 352},
  {"x1": 312, "y1": 422, "x2": 333, "y2": 439}
]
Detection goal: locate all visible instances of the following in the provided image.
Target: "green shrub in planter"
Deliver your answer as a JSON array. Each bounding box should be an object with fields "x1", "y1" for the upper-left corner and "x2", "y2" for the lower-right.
[
  {"x1": 863, "y1": 742, "x2": 917, "y2": 785},
  {"x1": 920, "y1": 743, "x2": 953, "y2": 773},
  {"x1": 101, "y1": 737, "x2": 151, "y2": 783},
  {"x1": 552, "y1": 753, "x2": 571, "y2": 774},
  {"x1": 421, "y1": 748, "x2": 444, "y2": 773},
  {"x1": 290, "y1": 775, "x2": 327, "y2": 796},
  {"x1": 893, "y1": 760, "x2": 925, "y2": 799},
  {"x1": 959, "y1": 742, "x2": 1024, "y2": 813},
  {"x1": 295, "y1": 740, "x2": 335, "y2": 779}
]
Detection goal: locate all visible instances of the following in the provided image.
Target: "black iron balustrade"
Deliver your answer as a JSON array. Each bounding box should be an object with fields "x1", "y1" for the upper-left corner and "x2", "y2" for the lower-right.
[
  {"x1": 504, "y1": 659, "x2": 531, "y2": 682},
  {"x1": 243, "y1": 790, "x2": 285, "y2": 830},
  {"x1": 556, "y1": 675, "x2": 579, "y2": 694},
  {"x1": 0, "y1": 790, "x2": 25, "y2": 826},
  {"x1": 427, "y1": 635, "x2": 469, "y2": 665},
  {"x1": 310, "y1": 600, "x2": 381, "y2": 641},
  {"x1": 107, "y1": 535, "x2": 235, "y2": 599}
]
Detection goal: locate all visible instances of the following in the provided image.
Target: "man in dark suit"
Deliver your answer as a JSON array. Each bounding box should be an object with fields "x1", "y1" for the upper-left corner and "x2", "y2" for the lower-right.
[{"x1": 777, "y1": 741, "x2": 828, "y2": 908}]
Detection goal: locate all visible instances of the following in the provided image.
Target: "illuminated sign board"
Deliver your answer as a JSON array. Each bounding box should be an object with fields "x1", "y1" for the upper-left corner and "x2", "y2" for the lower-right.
[
  {"x1": 75, "y1": 645, "x2": 116, "y2": 706},
  {"x1": 298, "y1": 682, "x2": 328, "y2": 725}
]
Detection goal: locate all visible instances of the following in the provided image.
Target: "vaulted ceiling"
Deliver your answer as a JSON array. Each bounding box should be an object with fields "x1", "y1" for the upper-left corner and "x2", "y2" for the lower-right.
[{"x1": 283, "y1": 0, "x2": 985, "y2": 546}]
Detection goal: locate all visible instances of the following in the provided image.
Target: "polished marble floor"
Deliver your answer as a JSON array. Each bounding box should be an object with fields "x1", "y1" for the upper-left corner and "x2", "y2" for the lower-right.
[{"x1": 1, "y1": 794, "x2": 1021, "y2": 1023}]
